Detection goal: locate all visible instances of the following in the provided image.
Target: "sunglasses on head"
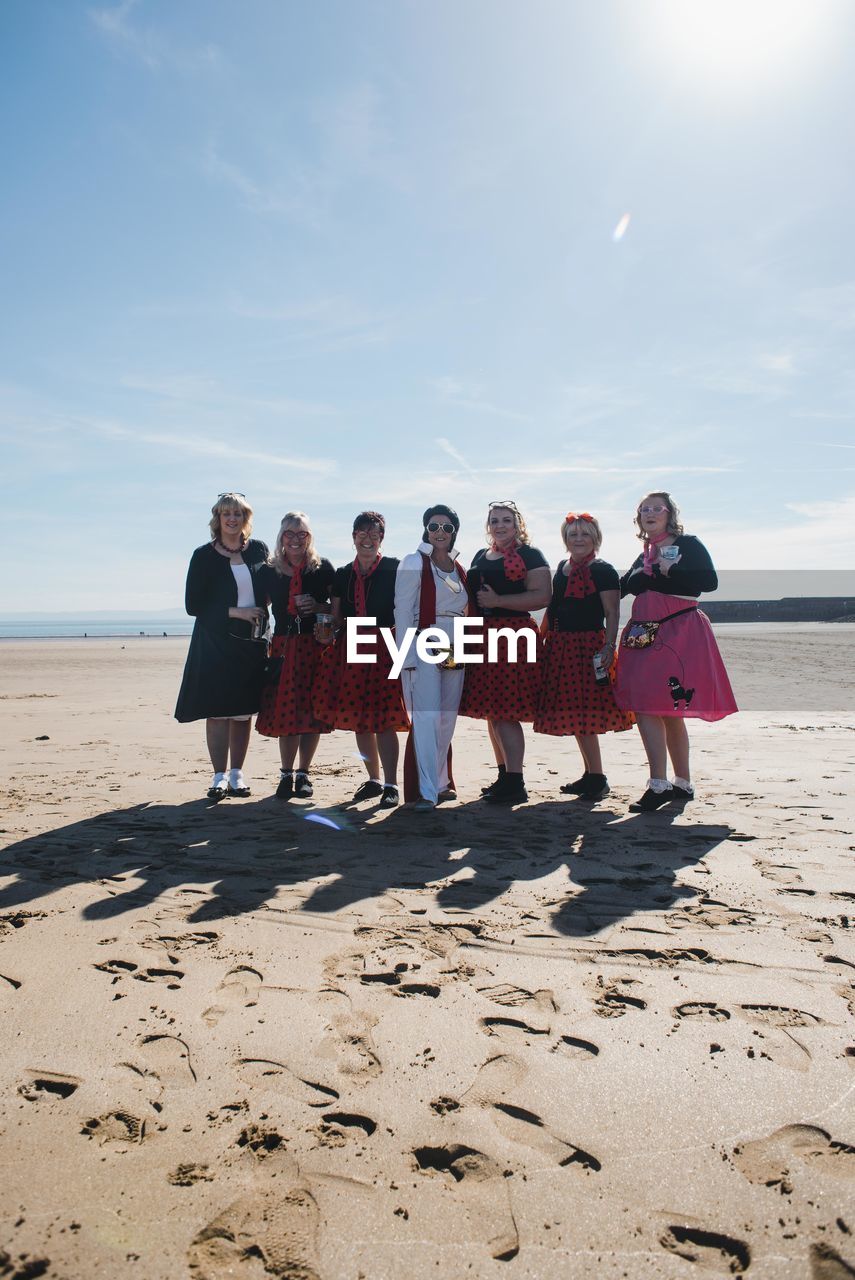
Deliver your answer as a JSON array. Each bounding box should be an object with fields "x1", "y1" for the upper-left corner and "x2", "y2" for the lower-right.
[
  {"x1": 427, "y1": 521, "x2": 455, "y2": 534},
  {"x1": 218, "y1": 491, "x2": 245, "y2": 499}
]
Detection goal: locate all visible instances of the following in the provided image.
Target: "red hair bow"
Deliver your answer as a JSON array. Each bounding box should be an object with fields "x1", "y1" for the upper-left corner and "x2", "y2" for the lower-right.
[{"x1": 565, "y1": 511, "x2": 594, "y2": 522}]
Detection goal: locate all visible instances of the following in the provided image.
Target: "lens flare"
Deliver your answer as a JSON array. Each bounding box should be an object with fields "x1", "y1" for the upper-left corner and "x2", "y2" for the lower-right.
[
  {"x1": 612, "y1": 213, "x2": 631, "y2": 242},
  {"x1": 303, "y1": 813, "x2": 341, "y2": 831}
]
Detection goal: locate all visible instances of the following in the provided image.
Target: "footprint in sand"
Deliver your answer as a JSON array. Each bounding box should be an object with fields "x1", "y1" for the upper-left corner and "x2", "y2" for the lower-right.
[
  {"x1": 18, "y1": 1070, "x2": 81, "y2": 1102},
  {"x1": 593, "y1": 978, "x2": 648, "y2": 1018},
  {"x1": 413, "y1": 1145, "x2": 519, "y2": 1261},
  {"x1": 81, "y1": 1111, "x2": 146, "y2": 1145},
  {"x1": 237, "y1": 1058, "x2": 339, "y2": 1108},
  {"x1": 202, "y1": 966, "x2": 263, "y2": 1026},
  {"x1": 659, "y1": 1223, "x2": 750, "y2": 1273},
  {"x1": 734, "y1": 1124, "x2": 855, "y2": 1191},
  {"x1": 477, "y1": 983, "x2": 558, "y2": 1015},
  {"x1": 460, "y1": 1053, "x2": 600, "y2": 1172},
  {"x1": 673, "y1": 1002, "x2": 731, "y2": 1022},
  {"x1": 551, "y1": 1035, "x2": 599, "y2": 1060},
  {"x1": 810, "y1": 1243, "x2": 855, "y2": 1278},
  {"x1": 479, "y1": 1016, "x2": 551, "y2": 1047},
  {"x1": 188, "y1": 1186, "x2": 321, "y2": 1280},
  {"x1": 137, "y1": 1034, "x2": 196, "y2": 1087}
]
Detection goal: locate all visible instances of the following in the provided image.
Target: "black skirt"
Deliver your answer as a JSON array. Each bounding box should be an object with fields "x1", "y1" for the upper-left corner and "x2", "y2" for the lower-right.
[{"x1": 174, "y1": 620, "x2": 267, "y2": 722}]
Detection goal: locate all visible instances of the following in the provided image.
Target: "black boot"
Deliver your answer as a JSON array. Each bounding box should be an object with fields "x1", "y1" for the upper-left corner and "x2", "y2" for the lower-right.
[
  {"x1": 485, "y1": 771, "x2": 528, "y2": 805},
  {"x1": 481, "y1": 764, "x2": 507, "y2": 796}
]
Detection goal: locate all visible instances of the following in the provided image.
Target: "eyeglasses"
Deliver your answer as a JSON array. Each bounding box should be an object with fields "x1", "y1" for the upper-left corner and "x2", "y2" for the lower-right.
[
  {"x1": 639, "y1": 504, "x2": 668, "y2": 515},
  {"x1": 218, "y1": 491, "x2": 245, "y2": 499},
  {"x1": 354, "y1": 527, "x2": 383, "y2": 540},
  {"x1": 282, "y1": 530, "x2": 310, "y2": 542},
  {"x1": 427, "y1": 522, "x2": 455, "y2": 534},
  {"x1": 565, "y1": 512, "x2": 594, "y2": 523}
]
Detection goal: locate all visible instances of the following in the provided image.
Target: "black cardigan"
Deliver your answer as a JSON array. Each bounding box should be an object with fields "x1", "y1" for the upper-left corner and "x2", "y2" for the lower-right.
[
  {"x1": 620, "y1": 535, "x2": 718, "y2": 599},
  {"x1": 184, "y1": 540, "x2": 269, "y2": 635}
]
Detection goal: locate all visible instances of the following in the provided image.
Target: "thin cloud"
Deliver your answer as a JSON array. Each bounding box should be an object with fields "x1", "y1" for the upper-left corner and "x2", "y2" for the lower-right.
[
  {"x1": 436, "y1": 437, "x2": 480, "y2": 482},
  {"x1": 89, "y1": 418, "x2": 334, "y2": 473},
  {"x1": 119, "y1": 373, "x2": 336, "y2": 417},
  {"x1": 431, "y1": 376, "x2": 529, "y2": 422},
  {"x1": 89, "y1": 0, "x2": 222, "y2": 72}
]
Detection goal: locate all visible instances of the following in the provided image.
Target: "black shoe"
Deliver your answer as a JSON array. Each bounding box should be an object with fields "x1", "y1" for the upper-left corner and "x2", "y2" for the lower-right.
[
  {"x1": 560, "y1": 772, "x2": 590, "y2": 795},
  {"x1": 207, "y1": 782, "x2": 228, "y2": 802},
  {"x1": 629, "y1": 786, "x2": 674, "y2": 813},
  {"x1": 379, "y1": 784, "x2": 399, "y2": 808},
  {"x1": 275, "y1": 772, "x2": 293, "y2": 799},
  {"x1": 484, "y1": 774, "x2": 528, "y2": 805},
  {"x1": 481, "y1": 765, "x2": 506, "y2": 796},
  {"x1": 293, "y1": 772, "x2": 313, "y2": 799},
  {"x1": 580, "y1": 774, "x2": 610, "y2": 801},
  {"x1": 670, "y1": 784, "x2": 694, "y2": 803},
  {"x1": 353, "y1": 779, "x2": 384, "y2": 802}
]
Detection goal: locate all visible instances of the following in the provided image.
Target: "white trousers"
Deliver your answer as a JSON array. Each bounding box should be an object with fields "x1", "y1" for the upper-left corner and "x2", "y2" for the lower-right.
[{"x1": 401, "y1": 620, "x2": 465, "y2": 804}]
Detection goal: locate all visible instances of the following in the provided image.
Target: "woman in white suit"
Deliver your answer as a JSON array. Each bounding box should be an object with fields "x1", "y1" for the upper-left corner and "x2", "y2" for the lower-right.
[{"x1": 395, "y1": 505, "x2": 469, "y2": 812}]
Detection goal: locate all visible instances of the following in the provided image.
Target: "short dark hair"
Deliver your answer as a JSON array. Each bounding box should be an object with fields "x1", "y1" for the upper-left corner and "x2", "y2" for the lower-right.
[
  {"x1": 352, "y1": 510, "x2": 386, "y2": 537},
  {"x1": 422, "y1": 504, "x2": 460, "y2": 540}
]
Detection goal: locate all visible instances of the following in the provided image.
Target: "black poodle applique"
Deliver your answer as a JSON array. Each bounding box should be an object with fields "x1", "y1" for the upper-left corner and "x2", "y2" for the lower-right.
[{"x1": 668, "y1": 676, "x2": 694, "y2": 710}]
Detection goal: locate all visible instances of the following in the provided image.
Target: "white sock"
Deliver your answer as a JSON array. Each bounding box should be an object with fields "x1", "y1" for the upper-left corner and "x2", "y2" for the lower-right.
[
  {"x1": 673, "y1": 776, "x2": 694, "y2": 792},
  {"x1": 212, "y1": 771, "x2": 227, "y2": 787},
  {"x1": 229, "y1": 768, "x2": 246, "y2": 788},
  {"x1": 295, "y1": 769, "x2": 308, "y2": 779},
  {"x1": 646, "y1": 777, "x2": 672, "y2": 793},
  {"x1": 280, "y1": 768, "x2": 293, "y2": 779}
]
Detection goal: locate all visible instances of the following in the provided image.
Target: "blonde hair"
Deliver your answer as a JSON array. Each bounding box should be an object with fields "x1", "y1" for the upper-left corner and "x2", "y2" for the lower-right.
[
  {"x1": 634, "y1": 492, "x2": 684, "y2": 540},
  {"x1": 270, "y1": 511, "x2": 321, "y2": 575},
  {"x1": 486, "y1": 500, "x2": 531, "y2": 546},
  {"x1": 210, "y1": 492, "x2": 253, "y2": 541},
  {"x1": 561, "y1": 515, "x2": 602, "y2": 552}
]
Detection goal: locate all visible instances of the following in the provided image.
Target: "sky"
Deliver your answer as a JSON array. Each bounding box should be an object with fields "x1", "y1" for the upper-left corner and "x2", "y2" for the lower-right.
[{"x1": 3, "y1": 0, "x2": 855, "y2": 612}]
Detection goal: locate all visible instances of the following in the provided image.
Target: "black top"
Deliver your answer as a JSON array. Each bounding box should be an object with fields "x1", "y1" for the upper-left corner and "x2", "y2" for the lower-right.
[
  {"x1": 547, "y1": 558, "x2": 620, "y2": 632},
  {"x1": 184, "y1": 539, "x2": 269, "y2": 636},
  {"x1": 259, "y1": 558, "x2": 336, "y2": 635},
  {"x1": 468, "y1": 544, "x2": 549, "y2": 617},
  {"x1": 620, "y1": 535, "x2": 718, "y2": 599},
  {"x1": 333, "y1": 556, "x2": 400, "y2": 627}
]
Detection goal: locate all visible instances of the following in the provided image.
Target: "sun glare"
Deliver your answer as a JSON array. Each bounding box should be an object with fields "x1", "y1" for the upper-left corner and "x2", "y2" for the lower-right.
[{"x1": 646, "y1": 0, "x2": 842, "y2": 95}]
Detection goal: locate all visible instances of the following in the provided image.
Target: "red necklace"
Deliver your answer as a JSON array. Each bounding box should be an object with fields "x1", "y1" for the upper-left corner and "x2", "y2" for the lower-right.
[{"x1": 213, "y1": 536, "x2": 246, "y2": 556}]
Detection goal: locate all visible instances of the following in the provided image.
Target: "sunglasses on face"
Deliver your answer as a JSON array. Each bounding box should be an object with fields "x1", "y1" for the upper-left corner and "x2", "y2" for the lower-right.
[
  {"x1": 282, "y1": 530, "x2": 309, "y2": 542},
  {"x1": 639, "y1": 505, "x2": 668, "y2": 515},
  {"x1": 427, "y1": 522, "x2": 455, "y2": 534}
]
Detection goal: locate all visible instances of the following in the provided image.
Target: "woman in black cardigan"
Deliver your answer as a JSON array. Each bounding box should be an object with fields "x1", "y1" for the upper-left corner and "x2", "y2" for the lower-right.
[{"x1": 175, "y1": 492, "x2": 269, "y2": 800}]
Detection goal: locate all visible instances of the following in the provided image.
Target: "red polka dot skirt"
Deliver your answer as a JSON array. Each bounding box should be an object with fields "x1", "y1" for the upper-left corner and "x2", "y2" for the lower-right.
[
  {"x1": 458, "y1": 616, "x2": 543, "y2": 723},
  {"x1": 312, "y1": 628, "x2": 409, "y2": 733},
  {"x1": 533, "y1": 628, "x2": 635, "y2": 737},
  {"x1": 256, "y1": 633, "x2": 331, "y2": 737}
]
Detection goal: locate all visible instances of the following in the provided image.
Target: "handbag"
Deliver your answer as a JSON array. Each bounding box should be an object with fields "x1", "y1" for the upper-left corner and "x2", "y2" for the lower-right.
[{"x1": 622, "y1": 604, "x2": 697, "y2": 650}]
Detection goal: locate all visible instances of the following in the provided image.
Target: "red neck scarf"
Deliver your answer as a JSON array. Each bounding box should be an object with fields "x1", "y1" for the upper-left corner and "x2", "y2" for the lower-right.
[
  {"x1": 642, "y1": 533, "x2": 669, "y2": 576},
  {"x1": 286, "y1": 557, "x2": 306, "y2": 615},
  {"x1": 418, "y1": 552, "x2": 470, "y2": 626},
  {"x1": 352, "y1": 554, "x2": 381, "y2": 616},
  {"x1": 491, "y1": 538, "x2": 527, "y2": 583},
  {"x1": 564, "y1": 551, "x2": 596, "y2": 598}
]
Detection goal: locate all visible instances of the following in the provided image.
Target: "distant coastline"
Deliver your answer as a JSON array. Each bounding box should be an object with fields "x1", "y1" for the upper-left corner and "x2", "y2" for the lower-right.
[{"x1": 703, "y1": 597, "x2": 855, "y2": 623}]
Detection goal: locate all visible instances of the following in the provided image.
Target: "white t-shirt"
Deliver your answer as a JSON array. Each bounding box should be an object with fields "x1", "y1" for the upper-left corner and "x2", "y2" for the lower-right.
[{"x1": 231, "y1": 562, "x2": 255, "y2": 608}]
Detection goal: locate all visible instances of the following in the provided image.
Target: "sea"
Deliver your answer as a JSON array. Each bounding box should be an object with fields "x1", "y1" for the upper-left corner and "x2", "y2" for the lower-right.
[{"x1": 0, "y1": 617, "x2": 194, "y2": 639}]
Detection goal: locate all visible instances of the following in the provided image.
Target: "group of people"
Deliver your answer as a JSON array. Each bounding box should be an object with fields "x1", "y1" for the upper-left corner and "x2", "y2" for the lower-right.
[{"x1": 175, "y1": 492, "x2": 737, "y2": 814}]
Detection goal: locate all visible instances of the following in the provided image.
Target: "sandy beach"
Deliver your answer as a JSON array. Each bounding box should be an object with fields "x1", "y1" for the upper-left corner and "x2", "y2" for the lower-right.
[{"x1": 1, "y1": 630, "x2": 853, "y2": 1279}]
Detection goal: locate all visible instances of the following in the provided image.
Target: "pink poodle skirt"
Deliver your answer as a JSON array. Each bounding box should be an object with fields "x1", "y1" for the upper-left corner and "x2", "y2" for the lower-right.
[{"x1": 613, "y1": 593, "x2": 737, "y2": 721}]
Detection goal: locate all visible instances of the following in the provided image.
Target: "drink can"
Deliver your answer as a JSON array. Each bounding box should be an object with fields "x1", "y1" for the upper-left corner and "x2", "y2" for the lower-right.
[{"x1": 316, "y1": 613, "x2": 334, "y2": 642}]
